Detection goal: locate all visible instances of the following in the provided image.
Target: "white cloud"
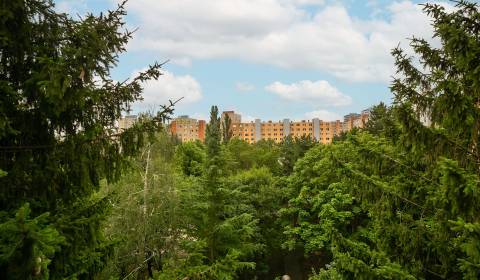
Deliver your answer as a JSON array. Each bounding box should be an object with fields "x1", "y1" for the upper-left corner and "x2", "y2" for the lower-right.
[
  {"x1": 55, "y1": 0, "x2": 87, "y2": 15},
  {"x1": 133, "y1": 70, "x2": 202, "y2": 110},
  {"x1": 265, "y1": 80, "x2": 351, "y2": 106},
  {"x1": 121, "y1": 0, "x2": 452, "y2": 83},
  {"x1": 304, "y1": 109, "x2": 341, "y2": 121},
  {"x1": 189, "y1": 112, "x2": 208, "y2": 121},
  {"x1": 237, "y1": 112, "x2": 257, "y2": 122},
  {"x1": 235, "y1": 82, "x2": 255, "y2": 92},
  {"x1": 286, "y1": 0, "x2": 325, "y2": 6}
]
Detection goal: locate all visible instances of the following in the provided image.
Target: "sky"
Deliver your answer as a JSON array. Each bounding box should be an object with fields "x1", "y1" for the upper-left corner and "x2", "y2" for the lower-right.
[{"x1": 55, "y1": 0, "x2": 452, "y2": 122}]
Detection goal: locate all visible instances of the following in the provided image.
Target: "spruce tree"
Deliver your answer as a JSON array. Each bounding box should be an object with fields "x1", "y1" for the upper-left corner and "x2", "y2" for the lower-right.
[
  {"x1": 281, "y1": 1, "x2": 480, "y2": 279},
  {"x1": 0, "y1": 1, "x2": 172, "y2": 278}
]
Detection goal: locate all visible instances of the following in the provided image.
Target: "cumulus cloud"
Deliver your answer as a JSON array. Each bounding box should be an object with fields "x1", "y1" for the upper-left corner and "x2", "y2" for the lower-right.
[
  {"x1": 265, "y1": 80, "x2": 351, "y2": 107},
  {"x1": 133, "y1": 70, "x2": 202, "y2": 110},
  {"x1": 237, "y1": 112, "x2": 257, "y2": 122},
  {"x1": 235, "y1": 82, "x2": 255, "y2": 92},
  {"x1": 121, "y1": 0, "x2": 452, "y2": 83},
  {"x1": 304, "y1": 109, "x2": 341, "y2": 121}
]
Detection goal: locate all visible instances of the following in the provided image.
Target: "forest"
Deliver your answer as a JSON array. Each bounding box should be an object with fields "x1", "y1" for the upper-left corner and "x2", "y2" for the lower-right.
[{"x1": 1, "y1": 0, "x2": 480, "y2": 279}]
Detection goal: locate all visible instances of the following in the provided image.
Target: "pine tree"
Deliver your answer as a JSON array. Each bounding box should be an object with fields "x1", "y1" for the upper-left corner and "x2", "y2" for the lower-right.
[{"x1": 0, "y1": 1, "x2": 173, "y2": 278}]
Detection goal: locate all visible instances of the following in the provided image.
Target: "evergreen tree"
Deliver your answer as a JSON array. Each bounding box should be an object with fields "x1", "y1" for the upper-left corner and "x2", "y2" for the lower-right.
[
  {"x1": 282, "y1": 1, "x2": 480, "y2": 279},
  {"x1": 0, "y1": 1, "x2": 173, "y2": 277},
  {"x1": 155, "y1": 106, "x2": 260, "y2": 279},
  {"x1": 364, "y1": 102, "x2": 398, "y2": 138},
  {"x1": 222, "y1": 114, "x2": 232, "y2": 144}
]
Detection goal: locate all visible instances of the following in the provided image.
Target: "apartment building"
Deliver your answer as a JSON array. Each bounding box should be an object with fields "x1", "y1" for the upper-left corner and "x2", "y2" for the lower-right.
[
  {"x1": 170, "y1": 109, "x2": 370, "y2": 144},
  {"x1": 221, "y1": 111, "x2": 242, "y2": 124},
  {"x1": 230, "y1": 117, "x2": 346, "y2": 144},
  {"x1": 118, "y1": 115, "x2": 137, "y2": 131},
  {"x1": 170, "y1": 115, "x2": 206, "y2": 142},
  {"x1": 343, "y1": 110, "x2": 370, "y2": 131}
]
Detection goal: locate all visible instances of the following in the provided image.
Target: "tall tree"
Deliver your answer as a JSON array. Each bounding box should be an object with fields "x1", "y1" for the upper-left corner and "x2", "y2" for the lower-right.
[
  {"x1": 156, "y1": 106, "x2": 260, "y2": 279},
  {"x1": 0, "y1": 1, "x2": 172, "y2": 278},
  {"x1": 282, "y1": 1, "x2": 480, "y2": 279},
  {"x1": 364, "y1": 102, "x2": 398, "y2": 138},
  {"x1": 222, "y1": 114, "x2": 232, "y2": 144}
]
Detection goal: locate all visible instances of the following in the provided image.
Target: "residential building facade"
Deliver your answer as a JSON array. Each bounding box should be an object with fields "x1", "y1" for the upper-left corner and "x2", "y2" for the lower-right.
[
  {"x1": 231, "y1": 118, "x2": 345, "y2": 144},
  {"x1": 170, "y1": 115, "x2": 206, "y2": 142},
  {"x1": 170, "y1": 109, "x2": 370, "y2": 144}
]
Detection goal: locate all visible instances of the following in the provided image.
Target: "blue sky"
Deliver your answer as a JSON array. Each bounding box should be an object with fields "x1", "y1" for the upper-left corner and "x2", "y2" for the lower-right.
[{"x1": 55, "y1": 0, "x2": 447, "y2": 122}]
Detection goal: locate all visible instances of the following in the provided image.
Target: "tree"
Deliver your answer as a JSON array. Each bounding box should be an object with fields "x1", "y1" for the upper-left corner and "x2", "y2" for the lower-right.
[
  {"x1": 282, "y1": 1, "x2": 480, "y2": 279},
  {"x1": 99, "y1": 133, "x2": 183, "y2": 279},
  {"x1": 175, "y1": 141, "x2": 206, "y2": 177},
  {"x1": 0, "y1": 1, "x2": 172, "y2": 277},
  {"x1": 391, "y1": 1, "x2": 480, "y2": 168},
  {"x1": 222, "y1": 113, "x2": 233, "y2": 144},
  {"x1": 278, "y1": 135, "x2": 317, "y2": 175},
  {"x1": 364, "y1": 102, "x2": 398, "y2": 138},
  {"x1": 155, "y1": 106, "x2": 260, "y2": 279}
]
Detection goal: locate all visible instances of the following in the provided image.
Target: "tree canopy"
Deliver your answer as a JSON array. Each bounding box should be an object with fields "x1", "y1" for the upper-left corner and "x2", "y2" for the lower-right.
[
  {"x1": 0, "y1": 0, "x2": 172, "y2": 278},
  {"x1": 2, "y1": 1, "x2": 480, "y2": 279}
]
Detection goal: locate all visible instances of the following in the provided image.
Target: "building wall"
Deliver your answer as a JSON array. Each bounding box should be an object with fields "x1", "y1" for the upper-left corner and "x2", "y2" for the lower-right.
[
  {"x1": 170, "y1": 116, "x2": 206, "y2": 142},
  {"x1": 343, "y1": 111, "x2": 370, "y2": 131},
  {"x1": 172, "y1": 110, "x2": 370, "y2": 144},
  {"x1": 118, "y1": 115, "x2": 137, "y2": 131},
  {"x1": 198, "y1": 120, "x2": 206, "y2": 142},
  {"x1": 231, "y1": 118, "x2": 347, "y2": 144},
  {"x1": 221, "y1": 111, "x2": 241, "y2": 124},
  {"x1": 232, "y1": 122, "x2": 256, "y2": 144}
]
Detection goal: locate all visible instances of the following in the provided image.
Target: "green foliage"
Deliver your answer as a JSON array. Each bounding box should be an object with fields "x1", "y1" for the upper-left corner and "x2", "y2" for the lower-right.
[
  {"x1": 364, "y1": 102, "x2": 398, "y2": 138},
  {"x1": 281, "y1": 2, "x2": 480, "y2": 279},
  {"x1": 99, "y1": 133, "x2": 182, "y2": 279},
  {"x1": 0, "y1": 0, "x2": 172, "y2": 277},
  {"x1": 225, "y1": 138, "x2": 281, "y2": 173},
  {"x1": 153, "y1": 106, "x2": 262, "y2": 279},
  {"x1": 0, "y1": 203, "x2": 64, "y2": 279},
  {"x1": 2, "y1": 1, "x2": 477, "y2": 279},
  {"x1": 391, "y1": 1, "x2": 480, "y2": 168},
  {"x1": 278, "y1": 134, "x2": 317, "y2": 175},
  {"x1": 206, "y1": 106, "x2": 222, "y2": 159},
  {"x1": 175, "y1": 141, "x2": 206, "y2": 177},
  {"x1": 222, "y1": 114, "x2": 232, "y2": 144}
]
